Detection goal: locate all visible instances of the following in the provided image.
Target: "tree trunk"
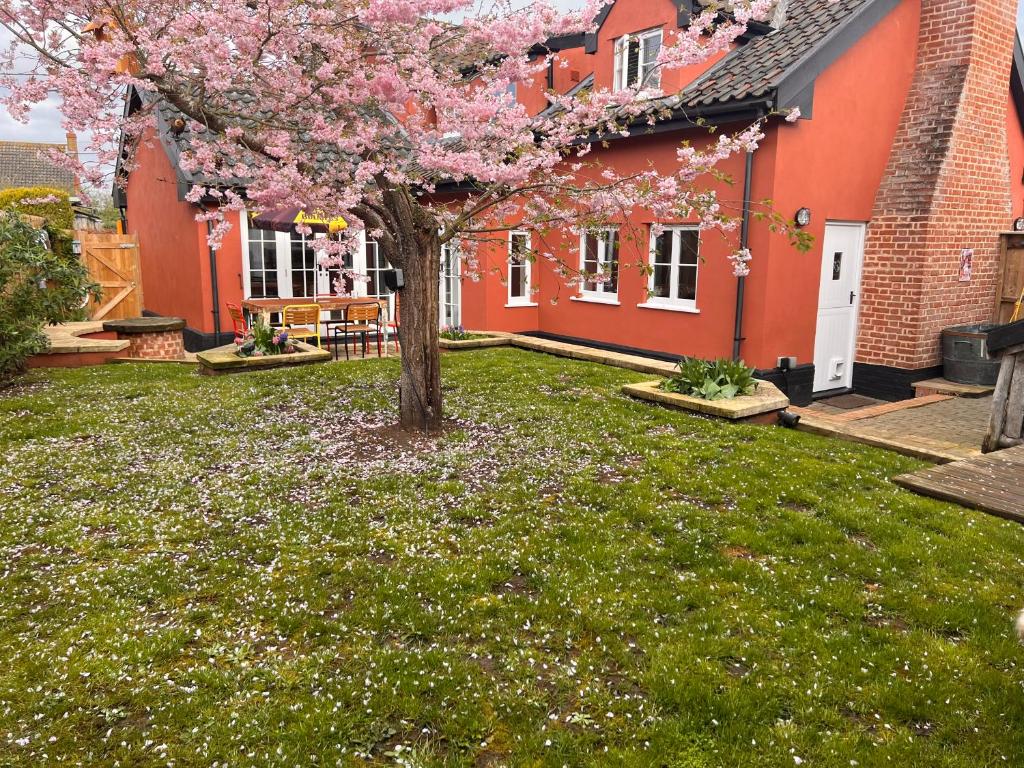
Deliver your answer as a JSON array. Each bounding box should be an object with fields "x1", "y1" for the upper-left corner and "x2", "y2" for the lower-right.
[{"x1": 396, "y1": 228, "x2": 443, "y2": 432}]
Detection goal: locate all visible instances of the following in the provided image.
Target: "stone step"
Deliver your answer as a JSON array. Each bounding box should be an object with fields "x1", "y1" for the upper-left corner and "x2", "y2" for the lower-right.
[{"x1": 912, "y1": 377, "x2": 995, "y2": 398}]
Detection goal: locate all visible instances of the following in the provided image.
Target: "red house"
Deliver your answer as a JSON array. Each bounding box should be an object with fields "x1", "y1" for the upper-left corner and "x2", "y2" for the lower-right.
[{"x1": 115, "y1": 0, "x2": 1024, "y2": 404}]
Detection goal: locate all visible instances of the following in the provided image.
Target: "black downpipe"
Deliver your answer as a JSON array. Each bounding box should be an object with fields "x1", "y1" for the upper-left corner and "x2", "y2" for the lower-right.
[
  {"x1": 205, "y1": 218, "x2": 222, "y2": 346},
  {"x1": 732, "y1": 147, "x2": 755, "y2": 361}
]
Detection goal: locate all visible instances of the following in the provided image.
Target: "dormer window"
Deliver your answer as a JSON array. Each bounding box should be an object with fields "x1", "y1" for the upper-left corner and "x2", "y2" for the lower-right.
[{"x1": 613, "y1": 28, "x2": 662, "y2": 91}]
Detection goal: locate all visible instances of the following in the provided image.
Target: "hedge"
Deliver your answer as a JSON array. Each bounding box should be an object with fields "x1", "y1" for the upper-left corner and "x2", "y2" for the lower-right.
[
  {"x1": 0, "y1": 187, "x2": 74, "y2": 230},
  {"x1": 0, "y1": 213, "x2": 99, "y2": 383}
]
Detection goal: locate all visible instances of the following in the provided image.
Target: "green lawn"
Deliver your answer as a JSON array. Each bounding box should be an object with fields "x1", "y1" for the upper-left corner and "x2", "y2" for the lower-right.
[{"x1": 1, "y1": 349, "x2": 1023, "y2": 767}]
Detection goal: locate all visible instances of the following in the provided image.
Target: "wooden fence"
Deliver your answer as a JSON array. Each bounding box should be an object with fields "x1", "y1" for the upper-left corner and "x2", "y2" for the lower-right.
[{"x1": 76, "y1": 231, "x2": 143, "y2": 320}]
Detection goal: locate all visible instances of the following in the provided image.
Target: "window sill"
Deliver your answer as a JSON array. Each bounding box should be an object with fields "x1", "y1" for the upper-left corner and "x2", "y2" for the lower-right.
[
  {"x1": 571, "y1": 295, "x2": 621, "y2": 306},
  {"x1": 636, "y1": 302, "x2": 700, "y2": 314},
  {"x1": 505, "y1": 301, "x2": 538, "y2": 308}
]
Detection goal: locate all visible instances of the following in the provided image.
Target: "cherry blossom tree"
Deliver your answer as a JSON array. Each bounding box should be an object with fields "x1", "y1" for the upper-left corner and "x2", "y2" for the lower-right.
[{"x1": 1, "y1": 0, "x2": 780, "y2": 431}]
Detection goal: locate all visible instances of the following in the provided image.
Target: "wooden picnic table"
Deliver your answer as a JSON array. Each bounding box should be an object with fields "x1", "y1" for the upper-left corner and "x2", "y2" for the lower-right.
[
  {"x1": 240, "y1": 297, "x2": 392, "y2": 357},
  {"x1": 241, "y1": 296, "x2": 386, "y2": 314}
]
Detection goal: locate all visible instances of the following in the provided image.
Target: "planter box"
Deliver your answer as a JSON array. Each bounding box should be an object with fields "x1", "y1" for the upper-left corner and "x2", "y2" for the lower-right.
[
  {"x1": 197, "y1": 341, "x2": 330, "y2": 375},
  {"x1": 622, "y1": 379, "x2": 789, "y2": 423},
  {"x1": 438, "y1": 334, "x2": 510, "y2": 350}
]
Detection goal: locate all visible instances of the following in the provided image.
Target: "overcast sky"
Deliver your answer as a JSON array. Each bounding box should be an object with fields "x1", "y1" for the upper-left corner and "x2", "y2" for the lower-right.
[{"x1": 2, "y1": 2, "x2": 1023, "y2": 152}]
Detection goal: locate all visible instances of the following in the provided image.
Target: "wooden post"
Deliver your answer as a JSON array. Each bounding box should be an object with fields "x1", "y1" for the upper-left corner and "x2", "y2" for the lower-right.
[
  {"x1": 1005, "y1": 355, "x2": 1024, "y2": 440},
  {"x1": 984, "y1": 340, "x2": 1024, "y2": 452}
]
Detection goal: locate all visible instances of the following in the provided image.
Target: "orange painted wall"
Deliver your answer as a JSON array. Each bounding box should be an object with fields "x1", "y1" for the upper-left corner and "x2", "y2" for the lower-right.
[
  {"x1": 458, "y1": 129, "x2": 757, "y2": 357},
  {"x1": 460, "y1": 0, "x2": 923, "y2": 370},
  {"x1": 746, "y1": 0, "x2": 920, "y2": 368},
  {"x1": 125, "y1": 130, "x2": 247, "y2": 337},
  {"x1": 1007, "y1": 94, "x2": 1024, "y2": 218},
  {"x1": 514, "y1": 46, "x2": 595, "y2": 115},
  {"x1": 593, "y1": 0, "x2": 729, "y2": 94},
  {"x1": 124, "y1": 130, "x2": 206, "y2": 331}
]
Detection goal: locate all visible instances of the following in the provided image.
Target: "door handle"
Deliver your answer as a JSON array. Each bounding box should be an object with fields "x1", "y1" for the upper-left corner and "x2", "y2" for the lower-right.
[{"x1": 850, "y1": 291, "x2": 856, "y2": 305}]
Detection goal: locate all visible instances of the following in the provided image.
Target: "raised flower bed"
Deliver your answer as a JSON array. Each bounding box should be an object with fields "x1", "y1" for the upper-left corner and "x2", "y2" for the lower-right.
[
  {"x1": 438, "y1": 325, "x2": 510, "y2": 350},
  {"x1": 623, "y1": 357, "x2": 789, "y2": 423},
  {"x1": 197, "y1": 341, "x2": 329, "y2": 375},
  {"x1": 197, "y1": 317, "x2": 329, "y2": 375}
]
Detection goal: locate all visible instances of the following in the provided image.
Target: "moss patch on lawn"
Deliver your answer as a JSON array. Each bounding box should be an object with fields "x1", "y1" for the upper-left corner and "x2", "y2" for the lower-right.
[{"x1": 1, "y1": 348, "x2": 1023, "y2": 766}]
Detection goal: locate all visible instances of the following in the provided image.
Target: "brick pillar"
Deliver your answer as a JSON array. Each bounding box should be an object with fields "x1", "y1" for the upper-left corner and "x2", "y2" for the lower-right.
[
  {"x1": 125, "y1": 330, "x2": 185, "y2": 360},
  {"x1": 858, "y1": 0, "x2": 1016, "y2": 372}
]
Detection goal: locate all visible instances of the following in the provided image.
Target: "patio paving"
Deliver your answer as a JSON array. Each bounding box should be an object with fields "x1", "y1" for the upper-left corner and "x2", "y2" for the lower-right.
[
  {"x1": 792, "y1": 394, "x2": 991, "y2": 463},
  {"x1": 40, "y1": 321, "x2": 130, "y2": 355}
]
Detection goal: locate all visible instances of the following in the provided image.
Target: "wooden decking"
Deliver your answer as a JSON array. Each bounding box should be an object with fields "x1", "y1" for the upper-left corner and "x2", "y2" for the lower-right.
[{"x1": 894, "y1": 446, "x2": 1024, "y2": 523}]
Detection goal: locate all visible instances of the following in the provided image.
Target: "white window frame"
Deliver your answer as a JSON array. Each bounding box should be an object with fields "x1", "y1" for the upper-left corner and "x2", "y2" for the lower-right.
[
  {"x1": 507, "y1": 230, "x2": 535, "y2": 307},
  {"x1": 575, "y1": 228, "x2": 620, "y2": 304},
  {"x1": 613, "y1": 28, "x2": 662, "y2": 91},
  {"x1": 239, "y1": 211, "x2": 400, "y2": 327},
  {"x1": 639, "y1": 225, "x2": 700, "y2": 313},
  {"x1": 440, "y1": 240, "x2": 462, "y2": 327}
]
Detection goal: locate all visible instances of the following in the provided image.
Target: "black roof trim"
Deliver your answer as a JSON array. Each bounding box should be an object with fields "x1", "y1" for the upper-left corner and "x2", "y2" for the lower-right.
[
  {"x1": 584, "y1": 3, "x2": 614, "y2": 54},
  {"x1": 431, "y1": 95, "x2": 771, "y2": 195},
  {"x1": 542, "y1": 33, "x2": 587, "y2": 52},
  {"x1": 578, "y1": 94, "x2": 772, "y2": 147},
  {"x1": 737, "y1": 20, "x2": 774, "y2": 42},
  {"x1": 774, "y1": 0, "x2": 900, "y2": 110},
  {"x1": 1011, "y1": 33, "x2": 1024, "y2": 126}
]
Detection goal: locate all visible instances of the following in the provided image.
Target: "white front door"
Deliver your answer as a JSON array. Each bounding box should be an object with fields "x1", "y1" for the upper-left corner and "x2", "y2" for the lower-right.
[{"x1": 813, "y1": 222, "x2": 865, "y2": 392}]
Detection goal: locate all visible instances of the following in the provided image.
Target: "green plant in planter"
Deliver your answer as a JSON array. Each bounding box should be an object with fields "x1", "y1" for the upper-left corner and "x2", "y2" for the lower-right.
[
  {"x1": 663, "y1": 356, "x2": 756, "y2": 400},
  {"x1": 439, "y1": 325, "x2": 484, "y2": 341},
  {"x1": 237, "y1": 315, "x2": 297, "y2": 357}
]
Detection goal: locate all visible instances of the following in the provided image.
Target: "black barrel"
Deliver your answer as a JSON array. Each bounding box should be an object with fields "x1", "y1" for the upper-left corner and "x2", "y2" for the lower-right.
[{"x1": 941, "y1": 323, "x2": 1002, "y2": 385}]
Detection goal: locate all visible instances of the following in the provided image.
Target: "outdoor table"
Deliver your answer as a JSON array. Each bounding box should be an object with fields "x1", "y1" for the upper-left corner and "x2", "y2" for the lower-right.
[
  {"x1": 240, "y1": 296, "x2": 386, "y2": 316},
  {"x1": 240, "y1": 297, "x2": 390, "y2": 355}
]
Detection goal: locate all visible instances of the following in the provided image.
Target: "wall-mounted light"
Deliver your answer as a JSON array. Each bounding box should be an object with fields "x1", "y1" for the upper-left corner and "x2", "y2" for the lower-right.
[
  {"x1": 794, "y1": 207, "x2": 811, "y2": 228},
  {"x1": 383, "y1": 268, "x2": 405, "y2": 292},
  {"x1": 1013, "y1": 216, "x2": 1024, "y2": 232}
]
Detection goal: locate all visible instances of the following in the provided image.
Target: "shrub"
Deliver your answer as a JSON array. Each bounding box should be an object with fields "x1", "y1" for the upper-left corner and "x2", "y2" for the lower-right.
[
  {"x1": 0, "y1": 187, "x2": 74, "y2": 231},
  {"x1": 663, "y1": 356, "x2": 757, "y2": 400},
  {"x1": 0, "y1": 214, "x2": 99, "y2": 383}
]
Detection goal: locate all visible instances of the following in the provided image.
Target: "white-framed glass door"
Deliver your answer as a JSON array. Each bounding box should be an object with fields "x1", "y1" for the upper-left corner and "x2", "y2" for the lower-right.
[
  {"x1": 241, "y1": 211, "x2": 378, "y2": 302},
  {"x1": 440, "y1": 241, "x2": 461, "y2": 327}
]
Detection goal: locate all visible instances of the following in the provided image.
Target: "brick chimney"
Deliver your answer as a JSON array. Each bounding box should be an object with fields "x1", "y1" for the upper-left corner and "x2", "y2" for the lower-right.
[
  {"x1": 65, "y1": 131, "x2": 80, "y2": 193},
  {"x1": 857, "y1": 0, "x2": 1017, "y2": 380}
]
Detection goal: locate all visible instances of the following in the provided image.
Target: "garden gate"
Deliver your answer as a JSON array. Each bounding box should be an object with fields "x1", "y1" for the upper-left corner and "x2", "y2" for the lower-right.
[{"x1": 77, "y1": 231, "x2": 143, "y2": 320}]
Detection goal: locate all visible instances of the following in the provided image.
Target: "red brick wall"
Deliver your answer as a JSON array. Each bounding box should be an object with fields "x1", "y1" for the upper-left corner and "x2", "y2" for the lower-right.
[
  {"x1": 124, "y1": 330, "x2": 185, "y2": 360},
  {"x1": 858, "y1": 0, "x2": 1017, "y2": 370}
]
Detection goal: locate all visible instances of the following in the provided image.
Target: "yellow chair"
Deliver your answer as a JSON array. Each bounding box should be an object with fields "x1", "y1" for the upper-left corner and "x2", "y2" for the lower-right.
[{"x1": 280, "y1": 304, "x2": 322, "y2": 349}]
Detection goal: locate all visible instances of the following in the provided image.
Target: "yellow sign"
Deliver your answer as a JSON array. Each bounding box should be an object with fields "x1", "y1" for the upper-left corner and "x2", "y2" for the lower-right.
[{"x1": 295, "y1": 210, "x2": 347, "y2": 233}]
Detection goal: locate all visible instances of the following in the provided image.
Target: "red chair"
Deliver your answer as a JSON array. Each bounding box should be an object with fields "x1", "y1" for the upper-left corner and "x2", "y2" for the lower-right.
[
  {"x1": 386, "y1": 294, "x2": 400, "y2": 354},
  {"x1": 226, "y1": 302, "x2": 248, "y2": 343}
]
